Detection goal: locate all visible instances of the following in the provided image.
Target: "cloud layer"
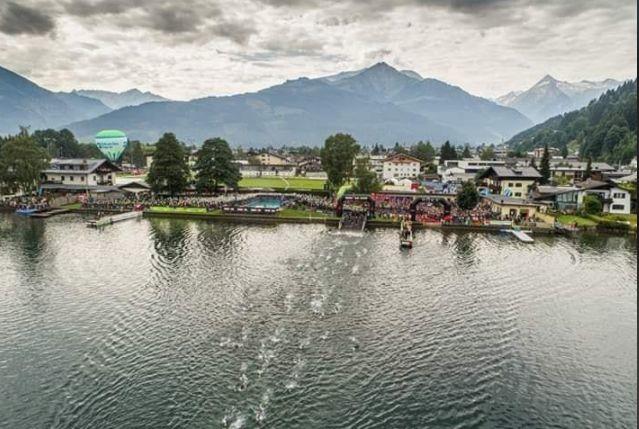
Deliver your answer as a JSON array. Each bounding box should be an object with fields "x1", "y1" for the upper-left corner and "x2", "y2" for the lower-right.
[{"x1": 0, "y1": 0, "x2": 636, "y2": 100}]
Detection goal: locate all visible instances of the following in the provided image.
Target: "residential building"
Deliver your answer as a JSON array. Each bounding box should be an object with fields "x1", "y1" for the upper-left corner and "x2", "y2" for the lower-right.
[
  {"x1": 577, "y1": 180, "x2": 632, "y2": 214},
  {"x1": 549, "y1": 160, "x2": 614, "y2": 183},
  {"x1": 438, "y1": 158, "x2": 506, "y2": 183},
  {"x1": 482, "y1": 195, "x2": 541, "y2": 220},
  {"x1": 298, "y1": 157, "x2": 327, "y2": 179},
  {"x1": 476, "y1": 166, "x2": 542, "y2": 198},
  {"x1": 254, "y1": 152, "x2": 292, "y2": 166},
  {"x1": 532, "y1": 180, "x2": 632, "y2": 214},
  {"x1": 382, "y1": 154, "x2": 421, "y2": 181},
  {"x1": 530, "y1": 147, "x2": 560, "y2": 158},
  {"x1": 41, "y1": 158, "x2": 121, "y2": 188}
]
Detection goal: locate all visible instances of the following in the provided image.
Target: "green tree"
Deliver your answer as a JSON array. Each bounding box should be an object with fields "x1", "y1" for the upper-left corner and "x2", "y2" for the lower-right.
[
  {"x1": 194, "y1": 138, "x2": 241, "y2": 192},
  {"x1": 530, "y1": 157, "x2": 537, "y2": 169},
  {"x1": 0, "y1": 134, "x2": 50, "y2": 194},
  {"x1": 461, "y1": 144, "x2": 472, "y2": 158},
  {"x1": 439, "y1": 141, "x2": 458, "y2": 164},
  {"x1": 560, "y1": 145, "x2": 568, "y2": 158},
  {"x1": 582, "y1": 194, "x2": 602, "y2": 214},
  {"x1": 583, "y1": 156, "x2": 592, "y2": 180},
  {"x1": 393, "y1": 142, "x2": 407, "y2": 154},
  {"x1": 411, "y1": 140, "x2": 436, "y2": 163},
  {"x1": 456, "y1": 181, "x2": 480, "y2": 210},
  {"x1": 32, "y1": 128, "x2": 82, "y2": 158},
  {"x1": 320, "y1": 133, "x2": 360, "y2": 190},
  {"x1": 146, "y1": 133, "x2": 190, "y2": 195},
  {"x1": 539, "y1": 143, "x2": 551, "y2": 184},
  {"x1": 352, "y1": 157, "x2": 381, "y2": 194},
  {"x1": 480, "y1": 146, "x2": 495, "y2": 160},
  {"x1": 128, "y1": 141, "x2": 146, "y2": 168}
]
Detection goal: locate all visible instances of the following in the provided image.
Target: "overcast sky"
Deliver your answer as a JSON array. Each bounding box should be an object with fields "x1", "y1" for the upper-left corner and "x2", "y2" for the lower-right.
[{"x1": 0, "y1": 0, "x2": 636, "y2": 100}]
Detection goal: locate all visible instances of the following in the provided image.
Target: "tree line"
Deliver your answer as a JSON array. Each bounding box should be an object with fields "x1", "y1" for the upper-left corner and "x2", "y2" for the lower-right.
[{"x1": 507, "y1": 79, "x2": 637, "y2": 164}]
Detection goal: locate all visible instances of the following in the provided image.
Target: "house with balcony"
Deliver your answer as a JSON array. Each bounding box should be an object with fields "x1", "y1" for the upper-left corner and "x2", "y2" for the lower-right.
[
  {"x1": 40, "y1": 158, "x2": 121, "y2": 192},
  {"x1": 438, "y1": 158, "x2": 506, "y2": 183},
  {"x1": 549, "y1": 160, "x2": 614, "y2": 184},
  {"x1": 532, "y1": 180, "x2": 632, "y2": 214},
  {"x1": 382, "y1": 154, "x2": 421, "y2": 181},
  {"x1": 476, "y1": 166, "x2": 542, "y2": 198}
]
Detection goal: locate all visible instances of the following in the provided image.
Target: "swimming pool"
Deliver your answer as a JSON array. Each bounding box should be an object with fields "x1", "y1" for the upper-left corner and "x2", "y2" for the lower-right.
[{"x1": 244, "y1": 197, "x2": 283, "y2": 209}]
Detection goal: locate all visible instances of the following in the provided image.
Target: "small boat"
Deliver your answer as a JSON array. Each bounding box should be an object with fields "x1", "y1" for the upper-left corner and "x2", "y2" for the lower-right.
[
  {"x1": 399, "y1": 219, "x2": 413, "y2": 249},
  {"x1": 15, "y1": 203, "x2": 47, "y2": 216}
]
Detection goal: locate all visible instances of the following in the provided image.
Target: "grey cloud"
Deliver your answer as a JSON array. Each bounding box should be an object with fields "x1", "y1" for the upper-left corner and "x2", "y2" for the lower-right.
[
  {"x1": 366, "y1": 48, "x2": 392, "y2": 60},
  {"x1": 0, "y1": 1, "x2": 55, "y2": 35},
  {"x1": 211, "y1": 20, "x2": 256, "y2": 45},
  {"x1": 63, "y1": 0, "x2": 135, "y2": 17},
  {"x1": 146, "y1": 5, "x2": 206, "y2": 33}
]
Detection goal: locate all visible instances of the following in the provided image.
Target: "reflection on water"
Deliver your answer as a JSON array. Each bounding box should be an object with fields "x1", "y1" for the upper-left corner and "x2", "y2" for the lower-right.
[{"x1": 0, "y1": 214, "x2": 636, "y2": 428}]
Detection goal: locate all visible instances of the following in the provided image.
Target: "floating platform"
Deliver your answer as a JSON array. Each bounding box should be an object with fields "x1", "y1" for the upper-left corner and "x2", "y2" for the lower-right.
[
  {"x1": 30, "y1": 208, "x2": 71, "y2": 218},
  {"x1": 87, "y1": 211, "x2": 142, "y2": 227},
  {"x1": 501, "y1": 228, "x2": 534, "y2": 243}
]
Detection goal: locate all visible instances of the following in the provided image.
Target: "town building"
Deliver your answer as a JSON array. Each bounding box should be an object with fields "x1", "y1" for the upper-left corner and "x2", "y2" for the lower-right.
[
  {"x1": 41, "y1": 158, "x2": 121, "y2": 189},
  {"x1": 532, "y1": 180, "x2": 632, "y2": 214},
  {"x1": 530, "y1": 147, "x2": 560, "y2": 158},
  {"x1": 476, "y1": 166, "x2": 542, "y2": 198},
  {"x1": 549, "y1": 160, "x2": 614, "y2": 184},
  {"x1": 482, "y1": 195, "x2": 541, "y2": 220},
  {"x1": 382, "y1": 154, "x2": 422, "y2": 181},
  {"x1": 438, "y1": 158, "x2": 506, "y2": 183},
  {"x1": 253, "y1": 152, "x2": 292, "y2": 166},
  {"x1": 297, "y1": 157, "x2": 326, "y2": 179}
]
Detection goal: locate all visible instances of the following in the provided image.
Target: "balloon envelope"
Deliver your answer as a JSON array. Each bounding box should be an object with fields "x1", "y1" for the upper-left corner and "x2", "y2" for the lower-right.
[{"x1": 95, "y1": 130, "x2": 128, "y2": 161}]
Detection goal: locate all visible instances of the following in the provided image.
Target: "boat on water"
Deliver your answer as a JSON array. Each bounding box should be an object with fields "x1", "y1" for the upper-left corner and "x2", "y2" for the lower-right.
[
  {"x1": 15, "y1": 203, "x2": 48, "y2": 216},
  {"x1": 400, "y1": 219, "x2": 413, "y2": 249}
]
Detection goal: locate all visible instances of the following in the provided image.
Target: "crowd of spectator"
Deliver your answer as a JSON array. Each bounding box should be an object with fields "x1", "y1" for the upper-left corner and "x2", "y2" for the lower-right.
[{"x1": 287, "y1": 193, "x2": 334, "y2": 213}]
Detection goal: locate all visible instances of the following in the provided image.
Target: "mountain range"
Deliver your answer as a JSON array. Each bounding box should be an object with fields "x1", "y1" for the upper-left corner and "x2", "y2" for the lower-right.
[
  {"x1": 69, "y1": 89, "x2": 169, "y2": 110},
  {"x1": 496, "y1": 75, "x2": 622, "y2": 123},
  {"x1": 0, "y1": 65, "x2": 169, "y2": 135},
  {"x1": 0, "y1": 62, "x2": 626, "y2": 147},
  {"x1": 0, "y1": 66, "x2": 111, "y2": 134},
  {"x1": 64, "y1": 62, "x2": 532, "y2": 145}
]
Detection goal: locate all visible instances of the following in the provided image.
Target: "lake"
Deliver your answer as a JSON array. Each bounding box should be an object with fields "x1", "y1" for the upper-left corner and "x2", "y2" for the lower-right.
[{"x1": 0, "y1": 214, "x2": 636, "y2": 428}]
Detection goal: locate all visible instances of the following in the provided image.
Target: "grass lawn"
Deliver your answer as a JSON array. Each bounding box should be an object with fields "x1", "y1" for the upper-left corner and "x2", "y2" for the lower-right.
[
  {"x1": 600, "y1": 213, "x2": 637, "y2": 226},
  {"x1": 278, "y1": 208, "x2": 334, "y2": 219},
  {"x1": 148, "y1": 206, "x2": 217, "y2": 215},
  {"x1": 60, "y1": 202, "x2": 82, "y2": 209},
  {"x1": 556, "y1": 214, "x2": 597, "y2": 227},
  {"x1": 239, "y1": 176, "x2": 326, "y2": 190}
]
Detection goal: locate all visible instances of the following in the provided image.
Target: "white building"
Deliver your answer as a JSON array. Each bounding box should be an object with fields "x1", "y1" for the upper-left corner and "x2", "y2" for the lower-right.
[
  {"x1": 41, "y1": 158, "x2": 121, "y2": 187},
  {"x1": 355, "y1": 154, "x2": 386, "y2": 179},
  {"x1": 254, "y1": 152, "x2": 292, "y2": 166},
  {"x1": 382, "y1": 154, "x2": 421, "y2": 181},
  {"x1": 438, "y1": 158, "x2": 506, "y2": 183},
  {"x1": 576, "y1": 180, "x2": 632, "y2": 214}
]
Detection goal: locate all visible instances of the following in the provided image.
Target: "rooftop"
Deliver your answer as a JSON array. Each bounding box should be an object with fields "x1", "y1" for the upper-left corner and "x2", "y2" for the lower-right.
[{"x1": 482, "y1": 194, "x2": 540, "y2": 207}]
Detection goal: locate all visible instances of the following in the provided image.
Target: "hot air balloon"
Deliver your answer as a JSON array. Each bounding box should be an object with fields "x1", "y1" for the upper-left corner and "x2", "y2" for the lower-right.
[{"x1": 95, "y1": 130, "x2": 128, "y2": 162}]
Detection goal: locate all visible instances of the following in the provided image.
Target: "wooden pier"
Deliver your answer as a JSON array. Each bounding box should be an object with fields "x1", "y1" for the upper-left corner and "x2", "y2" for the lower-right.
[
  {"x1": 87, "y1": 211, "x2": 143, "y2": 227},
  {"x1": 501, "y1": 228, "x2": 534, "y2": 243}
]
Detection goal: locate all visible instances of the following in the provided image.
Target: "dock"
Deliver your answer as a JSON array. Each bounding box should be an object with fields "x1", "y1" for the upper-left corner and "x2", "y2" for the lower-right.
[
  {"x1": 501, "y1": 228, "x2": 534, "y2": 243},
  {"x1": 30, "y1": 208, "x2": 71, "y2": 218},
  {"x1": 87, "y1": 211, "x2": 142, "y2": 227}
]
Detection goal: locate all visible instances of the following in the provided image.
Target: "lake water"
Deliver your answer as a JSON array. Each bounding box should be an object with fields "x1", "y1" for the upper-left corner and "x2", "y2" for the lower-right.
[{"x1": 0, "y1": 214, "x2": 636, "y2": 428}]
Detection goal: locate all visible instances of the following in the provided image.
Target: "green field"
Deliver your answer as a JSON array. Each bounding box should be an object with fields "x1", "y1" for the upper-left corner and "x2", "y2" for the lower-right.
[
  {"x1": 556, "y1": 215, "x2": 597, "y2": 227},
  {"x1": 148, "y1": 206, "x2": 212, "y2": 215},
  {"x1": 239, "y1": 176, "x2": 326, "y2": 190}
]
